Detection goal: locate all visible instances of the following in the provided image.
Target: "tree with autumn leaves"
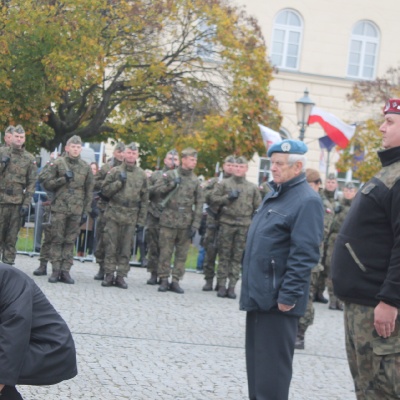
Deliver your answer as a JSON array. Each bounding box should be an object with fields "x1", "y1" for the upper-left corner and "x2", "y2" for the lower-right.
[
  {"x1": 0, "y1": 0, "x2": 280, "y2": 174},
  {"x1": 337, "y1": 67, "x2": 400, "y2": 182}
]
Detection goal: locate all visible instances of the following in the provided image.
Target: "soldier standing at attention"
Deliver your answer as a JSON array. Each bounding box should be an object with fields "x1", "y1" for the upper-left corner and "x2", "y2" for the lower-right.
[
  {"x1": 210, "y1": 156, "x2": 261, "y2": 299},
  {"x1": 145, "y1": 149, "x2": 180, "y2": 285},
  {"x1": 201, "y1": 155, "x2": 235, "y2": 291},
  {"x1": 92, "y1": 142, "x2": 125, "y2": 280},
  {"x1": 41, "y1": 136, "x2": 94, "y2": 284},
  {"x1": 0, "y1": 125, "x2": 37, "y2": 265},
  {"x1": 155, "y1": 148, "x2": 203, "y2": 294},
  {"x1": 100, "y1": 143, "x2": 148, "y2": 289},
  {"x1": 2, "y1": 125, "x2": 15, "y2": 147}
]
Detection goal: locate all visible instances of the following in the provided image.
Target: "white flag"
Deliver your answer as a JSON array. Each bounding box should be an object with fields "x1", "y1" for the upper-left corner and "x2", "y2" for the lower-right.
[{"x1": 258, "y1": 124, "x2": 282, "y2": 153}]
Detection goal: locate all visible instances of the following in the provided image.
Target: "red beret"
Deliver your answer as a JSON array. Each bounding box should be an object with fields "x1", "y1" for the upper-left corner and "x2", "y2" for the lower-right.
[{"x1": 383, "y1": 99, "x2": 400, "y2": 115}]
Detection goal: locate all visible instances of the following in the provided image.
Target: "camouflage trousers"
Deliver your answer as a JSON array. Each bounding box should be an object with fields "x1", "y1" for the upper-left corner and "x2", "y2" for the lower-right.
[
  {"x1": 0, "y1": 204, "x2": 23, "y2": 264},
  {"x1": 103, "y1": 219, "x2": 135, "y2": 277},
  {"x1": 202, "y1": 223, "x2": 219, "y2": 280},
  {"x1": 49, "y1": 212, "x2": 81, "y2": 271},
  {"x1": 158, "y1": 226, "x2": 191, "y2": 281},
  {"x1": 344, "y1": 302, "x2": 400, "y2": 399},
  {"x1": 146, "y1": 213, "x2": 160, "y2": 274},
  {"x1": 298, "y1": 269, "x2": 318, "y2": 332},
  {"x1": 93, "y1": 211, "x2": 107, "y2": 265},
  {"x1": 39, "y1": 209, "x2": 52, "y2": 266},
  {"x1": 217, "y1": 223, "x2": 248, "y2": 288}
]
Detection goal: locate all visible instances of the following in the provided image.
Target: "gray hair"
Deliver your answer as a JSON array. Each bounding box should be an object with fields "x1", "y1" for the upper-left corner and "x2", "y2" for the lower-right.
[{"x1": 288, "y1": 154, "x2": 307, "y2": 172}]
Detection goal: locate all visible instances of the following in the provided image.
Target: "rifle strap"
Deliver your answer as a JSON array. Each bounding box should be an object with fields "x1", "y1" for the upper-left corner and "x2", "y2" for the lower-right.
[{"x1": 160, "y1": 169, "x2": 180, "y2": 208}]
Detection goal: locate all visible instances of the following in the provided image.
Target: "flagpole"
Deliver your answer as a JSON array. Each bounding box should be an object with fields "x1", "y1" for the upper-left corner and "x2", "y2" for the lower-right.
[{"x1": 325, "y1": 148, "x2": 331, "y2": 178}]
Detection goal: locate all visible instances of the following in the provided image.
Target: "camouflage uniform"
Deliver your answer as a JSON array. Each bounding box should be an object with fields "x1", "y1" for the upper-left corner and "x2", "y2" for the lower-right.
[
  {"x1": 210, "y1": 173, "x2": 261, "y2": 297},
  {"x1": 101, "y1": 160, "x2": 148, "y2": 286},
  {"x1": 258, "y1": 180, "x2": 272, "y2": 199},
  {"x1": 155, "y1": 163, "x2": 204, "y2": 292},
  {"x1": 0, "y1": 145, "x2": 37, "y2": 264},
  {"x1": 325, "y1": 196, "x2": 353, "y2": 309},
  {"x1": 41, "y1": 149, "x2": 93, "y2": 282},
  {"x1": 146, "y1": 166, "x2": 171, "y2": 281},
  {"x1": 93, "y1": 155, "x2": 123, "y2": 278}
]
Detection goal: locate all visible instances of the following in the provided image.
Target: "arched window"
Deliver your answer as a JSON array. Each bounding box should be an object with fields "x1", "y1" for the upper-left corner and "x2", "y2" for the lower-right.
[
  {"x1": 347, "y1": 21, "x2": 379, "y2": 80},
  {"x1": 270, "y1": 9, "x2": 303, "y2": 70}
]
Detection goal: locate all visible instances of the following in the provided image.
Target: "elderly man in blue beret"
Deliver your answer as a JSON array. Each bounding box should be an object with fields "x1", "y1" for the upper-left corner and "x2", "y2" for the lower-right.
[{"x1": 240, "y1": 139, "x2": 324, "y2": 400}]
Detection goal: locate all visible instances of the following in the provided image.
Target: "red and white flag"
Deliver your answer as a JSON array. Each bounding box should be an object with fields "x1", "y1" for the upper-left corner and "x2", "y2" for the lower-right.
[
  {"x1": 258, "y1": 124, "x2": 282, "y2": 152},
  {"x1": 308, "y1": 107, "x2": 356, "y2": 149}
]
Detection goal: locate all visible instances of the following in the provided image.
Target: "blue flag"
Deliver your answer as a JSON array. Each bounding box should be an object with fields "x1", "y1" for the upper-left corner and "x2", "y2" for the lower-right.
[{"x1": 318, "y1": 136, "x2": 336, "y2": 152}]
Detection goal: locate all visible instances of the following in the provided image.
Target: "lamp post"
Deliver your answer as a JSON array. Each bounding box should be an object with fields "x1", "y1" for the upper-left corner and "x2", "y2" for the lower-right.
[{"x1": 295, "y1": 89, "x2": 315, "y2": 141}]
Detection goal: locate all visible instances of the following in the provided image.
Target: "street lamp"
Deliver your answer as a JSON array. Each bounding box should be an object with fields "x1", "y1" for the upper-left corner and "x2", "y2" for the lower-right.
[{"x1": 295, "y1": 89, "x2": 315, "y2": 141}]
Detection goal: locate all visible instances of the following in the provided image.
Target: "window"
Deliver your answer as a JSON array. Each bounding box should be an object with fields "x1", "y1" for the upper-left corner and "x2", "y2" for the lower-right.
[
  {"x1": 270, "y1": 9, "x2": 303, "y2": 70},
  {"x1": 258, "y1": 157, "x2": 271, "y2": 185},
  {"x1": 347, "y1": 21, "x2": 379, "y2": 80}
]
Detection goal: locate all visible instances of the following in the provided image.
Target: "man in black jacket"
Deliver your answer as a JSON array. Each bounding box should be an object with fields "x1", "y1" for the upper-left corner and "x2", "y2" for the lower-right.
[
  {"x1": 240, "y1": 139, "x2": 324, "y2": 400},
  {"x1": 332, "y1": 99, "x2": 400, "y2": 399},
  {"x1": 0, "y1": 264, "x2": 77, "y2": 399}
]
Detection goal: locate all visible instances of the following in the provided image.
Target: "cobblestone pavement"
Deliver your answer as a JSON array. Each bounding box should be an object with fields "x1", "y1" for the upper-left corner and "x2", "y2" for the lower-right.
[{"x1": 14, "y1": 255, "x2": 356, "y2": 400}]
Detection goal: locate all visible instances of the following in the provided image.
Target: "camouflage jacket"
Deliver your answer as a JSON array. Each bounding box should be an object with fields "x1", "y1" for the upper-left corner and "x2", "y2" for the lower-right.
[
  {"x1": 259, "y1": 181, "x2": 272, "y2": 200},
  {"x1": 94, "y1": 158, "x2": 123, "y2": 211},
  {"x1": 154, "y1": 166, "x2": 204, "y2": 229},
  {"x1": 319, "y1": 189, "x2": 334, "y2": 239},
  {"x1": 210, "y1": 176, "x2": 261, "y2": 227},
  {"x1": 40, "y1": 155, "x2": 94, "y2": 216},
  {"x1": 147, "y1": 166, "x2": 169, "y2": 219},
  {"x1": 101, "y1": 162, "x2": 148, "y2": 226},
  {"x1": 0, "y1": 146, "x2": 37, "y2": 206},
  {"x1": 327, "y1": 197, "x2": 353, "y2": 246}
]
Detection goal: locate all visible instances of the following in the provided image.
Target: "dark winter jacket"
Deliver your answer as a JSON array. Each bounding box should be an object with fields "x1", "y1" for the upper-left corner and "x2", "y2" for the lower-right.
[
  {"x1": 240, "y1": 173, "x2": 324, "y2": 317},
  {"x1": 0, "y1": 264, "x2": 77, "y2": 386},
  {"x1": 332, "y1": 147, "x2": 400, "y2": 308}
]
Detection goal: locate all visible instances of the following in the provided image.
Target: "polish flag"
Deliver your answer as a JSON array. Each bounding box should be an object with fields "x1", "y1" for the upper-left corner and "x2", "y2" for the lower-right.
[
  {"x1": 308, "y1": 107, "x2": 356, "y2": 149},
  {"x1": 258, "y1": 124, "x2": 282, "y2": 152}
]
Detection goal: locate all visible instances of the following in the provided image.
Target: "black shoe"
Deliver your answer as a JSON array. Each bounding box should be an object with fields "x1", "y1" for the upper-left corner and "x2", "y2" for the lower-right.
[
  {"x1": 115, "y1": 275, "x2": 128, "y2": 289},
  {"x1": 48, "y1": 270, "x2": 60, "y2": 283},
  {"x1": 202, "y1": 279, "x2": 213, "y2": 291},
  {"x1": 33, "y1": 265, "x2": 47, "y2": 276},
  {"x1": 158, "y1": 279, "x2": 169, "y2": 292},
  {"x1": 59, "y1": 271, "x2": 75, "y2": 284},
  {"x1": 314, "y1": 293, "x2": 328, "y2": 304},
  {"x1": 93, "y1": 267, "x2": 104, "y2": 281},
  {"x1": 147, "y1": 272, "x2": 158, "y2": 285},
  {"x1": 101, "y1": 273, "x2": 114, "y2": 287},
  {"x1": 169, "y1": 281, "x2": 184, "y2": 294}
]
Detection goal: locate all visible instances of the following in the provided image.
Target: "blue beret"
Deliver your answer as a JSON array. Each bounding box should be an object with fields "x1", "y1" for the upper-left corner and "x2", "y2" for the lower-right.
[{"x1": 267, "y1": 139, "x2": 308, "y2": 157}]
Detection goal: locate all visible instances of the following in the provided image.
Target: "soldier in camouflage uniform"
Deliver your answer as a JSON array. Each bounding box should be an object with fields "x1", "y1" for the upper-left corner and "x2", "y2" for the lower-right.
[
  {"x1": 154, "y1": 148, "x2": 203, "y2": 294},
  {"x1": 0, "y1": 125, "x2": 37, "y2": 265},
  {"x1": 92, "y1": 142, "x2": 125, "y2": 280},
  {"x1": 100, "y1": 143, "x2": 148, "y2": 289},
  {"x1": 41, "y1": 136, "x2": 94, "y2": 284},
  {"x1": 145, "y1": 150, "x2": 180, "y2": 285},
  {"x1": 296, "y1": 168, "x2": 333, "y2": 349},
  {"x1": 210, "y1": 156, "x2": 261, "y2": 299},
  {"x1": 315, "y1": 172, "x2": 338, "y2": 303},
  {"x1": 1, "y1": 125, "x2": 15, "y2": 147},
  {"x1": 325, "y1": 182, "x2": 356, "y2": 310},
  {"x1": 201, "y1": 155, "x2": 235, "y2": 291}
]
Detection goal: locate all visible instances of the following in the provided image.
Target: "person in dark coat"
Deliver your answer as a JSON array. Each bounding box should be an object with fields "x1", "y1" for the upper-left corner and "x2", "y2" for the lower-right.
[
  {"x1": 240, "y1": 140, "x2": 324, "y2": 400},
  {"x1": 0, "y1": 264, "x2": 77, "y2": 399}
]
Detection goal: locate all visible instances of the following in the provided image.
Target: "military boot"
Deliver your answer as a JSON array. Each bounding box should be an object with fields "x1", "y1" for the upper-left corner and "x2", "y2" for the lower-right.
[
  {"x1": 158, "y1": 278, "x2": 169, "y2": 292},
  {"x1": 101, "y1": 273, "x2": 114, "y2": 287},
  {"x1": 48, "y1": 270, "x2": 60, "y2": 283},
  {"x1": 115, "y1": 275, "x2": 128, "y2": 289},
  {"x1": 33, "y1": 263, "x2": 47, "y2": 276},
  {"x1": 94, "y1": 264, "x2": 105, "y2": 281},
  {"x1": 227, "y1": 286, "x2": 237, "y2": 299},
  {"x1": 314, "y1": 292, "x2": 328, "y2": 304},
  {"x1": 60, "y1": 271, "x2": 75, "y2": 284},
  {"x1": 202, "y1": 279, "x2": 213, "y2": 291},
  {"x1": 217, "y1": 282, "x2": 227, "y2": 298},
  {"x1": 169, "y1": 280, "x2": 184, "y2": 294},
  {"x1": 147, "y1": 272, "x2": 158, "y2": 285},
  {"x1": 295, "y1": 328, "x2": 305, "y2": 350}
]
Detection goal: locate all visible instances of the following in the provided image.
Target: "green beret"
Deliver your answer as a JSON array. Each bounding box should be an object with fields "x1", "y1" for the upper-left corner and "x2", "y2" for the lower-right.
[
  {"x1": 181, "y1": 147, "x2": 198, "y2": 158},
  {"x1": 15, "y1": 125, "x2": 25, "y2": 134},
  {"x1": 267, "y1": 139, "x2": 308, "y2": 157},
  {"x1": 66, "y1": 135, "x2": 82, "y2": 145}
]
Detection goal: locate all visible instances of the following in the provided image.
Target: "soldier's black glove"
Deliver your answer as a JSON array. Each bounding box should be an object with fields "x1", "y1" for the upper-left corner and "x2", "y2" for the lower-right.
[
  {"x1": 188, "y1": 226, "x2": 197, "y2": 239},
  {"x1": 1, "y1": 155, "x2": 10, "y2": 167},
  {"x1": 89, "y1": 208, "x2": 99, "y2": 219},
  {"x1": 174, "y1": 176, "x2": 182, "y2": 185},
  {"x1": 65, "y1": 170, "x2": 74, "y2": 181},
  {"x1": 19, "y1": 206, "x2": 29, "y2": 217},
  {"x1": 119, "y1": 171, "x2": 127, "y2": 183},
  {"x1": 228, "y1": 190, "x2": 240, "y2": 201},
  {"x1": 80, "y1": 213, "x2": 88, "y2": 225},
  {"x1": 136, "y1": 225, "x2": 144, "y2": 234},
  {"x1": 334, "y1": 205, "x2": 343, "y2": 214}
]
